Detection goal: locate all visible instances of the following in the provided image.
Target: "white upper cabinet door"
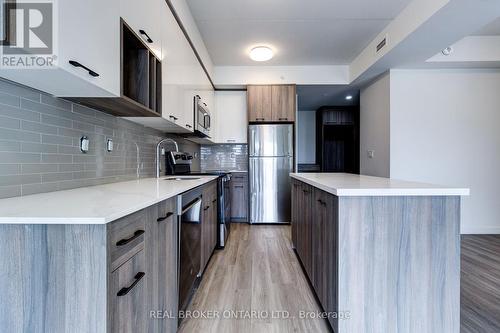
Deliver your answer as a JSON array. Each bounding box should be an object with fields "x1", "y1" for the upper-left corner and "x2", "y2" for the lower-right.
[
  {"x1": 0, "y1": 0, "x2": 121, "y2": 97},
  {"x1": 215, "y1": 91, "x2": 248, "y2": 144},
  {"x1": 160, "y1": 1, "x2": 199, "y2": 133},
  {"x1": 120, "y1": 0, "x2": 162, "y2": 59},
  {"x1": 57, "y1": 0, "x2": 120, "y2": 97}
]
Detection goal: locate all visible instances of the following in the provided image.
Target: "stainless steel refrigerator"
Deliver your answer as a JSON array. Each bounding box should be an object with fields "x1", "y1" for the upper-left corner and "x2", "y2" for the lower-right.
[{"x1": 249, "y1": 124, "x2": 294, "y2": 224}]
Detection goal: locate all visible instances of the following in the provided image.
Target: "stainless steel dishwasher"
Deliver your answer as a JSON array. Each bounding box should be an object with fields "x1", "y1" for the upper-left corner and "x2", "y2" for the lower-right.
[{"x1": 178, "y1": 187, "x2": 203, "y2": 313}]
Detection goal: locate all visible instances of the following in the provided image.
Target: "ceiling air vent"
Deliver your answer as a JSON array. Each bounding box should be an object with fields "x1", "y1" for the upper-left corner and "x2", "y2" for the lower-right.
[{"x1": 376, "y1": 35, "x2": 388, "y2": 53}]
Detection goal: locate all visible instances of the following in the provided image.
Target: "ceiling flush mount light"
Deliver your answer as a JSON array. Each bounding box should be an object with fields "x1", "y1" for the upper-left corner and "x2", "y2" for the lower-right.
[
  {"x1": 250, "y1": 46, "x2": 273, "y2": 62},
  {"x1": 345, "y1": 95, "x2": 353, "y2": 100}
]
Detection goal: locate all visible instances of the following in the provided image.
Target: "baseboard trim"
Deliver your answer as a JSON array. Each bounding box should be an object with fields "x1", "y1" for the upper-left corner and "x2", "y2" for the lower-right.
[{"x1": 461, "y1": 226, "x2": 500, "y2": 235}]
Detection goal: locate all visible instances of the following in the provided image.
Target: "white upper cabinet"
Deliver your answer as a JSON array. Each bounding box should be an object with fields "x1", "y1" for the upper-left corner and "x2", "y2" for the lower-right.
[
  {"x1": 120, "y1": 0, "x2": 162, "y2": 59},
  {"x1": 0, "y1": 0, "x2": 121, "y2": 97},
  {"x1": 214, "y1": 91, "x2": 248, "y2": 144}
]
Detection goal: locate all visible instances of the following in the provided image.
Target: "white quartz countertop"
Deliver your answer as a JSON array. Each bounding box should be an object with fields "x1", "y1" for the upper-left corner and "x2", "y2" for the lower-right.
[
  {"x1": 290, "y1": 173, "x2": 470, "y2": 197},
  {"x1": 0, "y1": 176, "x2": 218, "y2": 224}
]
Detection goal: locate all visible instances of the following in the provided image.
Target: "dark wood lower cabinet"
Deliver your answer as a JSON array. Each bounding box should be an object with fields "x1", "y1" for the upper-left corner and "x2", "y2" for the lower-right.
[
  {"x1": 230, "y1": 173, "x2": 248, "y2": 222},
  {"x1": 293, "y1": 181, "x2": 314, "y2": 280},
  {"x1": 292, "y1": 180, "x2": 338, "y2": 332},
  {"x1": 109, "y1": 250, "x2": 147, "y2": 333},
  {"x1": 201, "y1": 181, "x2": 218, "y2": 273}
]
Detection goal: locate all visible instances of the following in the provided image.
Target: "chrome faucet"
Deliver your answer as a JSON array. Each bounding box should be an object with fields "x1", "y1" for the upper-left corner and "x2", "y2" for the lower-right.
[{"x1": 156, "y1": 138, "x2": 179, "y2": 178}]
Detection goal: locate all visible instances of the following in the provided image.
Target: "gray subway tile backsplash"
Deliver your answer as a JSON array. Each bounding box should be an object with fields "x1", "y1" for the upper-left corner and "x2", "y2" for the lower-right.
[
  {"x1": 200, "y1": 144, "x2": 248, "y2": 172},
  {"x1": 0, "y1": 78, "x2": 202, "y2": 199}
]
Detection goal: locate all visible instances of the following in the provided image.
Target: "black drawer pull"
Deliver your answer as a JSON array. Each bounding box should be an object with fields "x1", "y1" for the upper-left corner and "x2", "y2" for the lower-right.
[
  {"x1": 234, "y1": 185, "x2": 244, "y2": 188},
  {"x1": 157, "y1": 212, "x2": 174, "y2": 222},
  {"x1": 317, "y1": 199, "x2": 326, "y2": 206},
  {"x1": 116, "y1": 230, "x2": 144, "y2": 246},
  {"x1": 186, "y1": 124, "x2": 192, "y2": 128},
  {"x1": 204, "y1": 206, "x2": 210, "y2": 211},
  {"x1": 117, "y1": 272, "x2": 145, "y2": 296},
  {"x1": 69, "y1": 60, "x2": 99, "y2": 77},
  {"x1": 169, "y1": 115, "x2": 178, "y2": 121},
  {"x1": 279, "y1": 117, "x2": 288, "y2": 121},
  {"x1": 139, "y1": 29, "x2": 153, "y2": 43},
  {"x1": 256, "y1": 118, "x2": 265, "y2": 121},
  {"x1": 212, "y1": 199, "x2": 217, "y2": 203}
]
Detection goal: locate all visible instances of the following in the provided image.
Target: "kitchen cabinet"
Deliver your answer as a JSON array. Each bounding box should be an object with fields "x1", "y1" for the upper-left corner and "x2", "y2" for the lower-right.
[
  {"x1": 107, "y1": 196, "x2": 179, "y2": 333},
  {"x1": 201, "y1": 181, "x2": 218, "y2": 273},
  {"x1": 247, "y1": 84, "x2": 296, "y2": 123},
  {"x1": 214, "y1": 91, "x2": 248, "y2": 144},
  {"x1": 0, "y1": 0, "x2": 121, "y2": 98},
  {"x1": 247, "y1": 85, "x2": 272, "y2": 122},
  {"x1": 291, "y1": 179, "x2": 313, "y2": 279},
  {"x1": 291, "y1": 179, "x2": 339, "y2": 331},
  {"x1": 149, "y1": 197, "x2": 179, "y2": 332},
  {"x1": 271, "y1": 85, "x2": 296, "y2": 122},
  {"x1": 109, "y1": 250, "x2": 147, "y2": 333},
  {"x1": 120, "y1": 0, "x2": 162, "y2": 59},
  {"x1": 125, "y1": 0, "x2": 215, "y2": 136},
  {"x1": 230, "y1": 173, "x2": 248, "y2": 221}
]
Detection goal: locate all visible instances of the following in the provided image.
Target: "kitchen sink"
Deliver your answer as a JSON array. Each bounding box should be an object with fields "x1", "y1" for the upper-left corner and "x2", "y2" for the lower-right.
[{"x1": 164, "y1": 177, "x2": 201, "y2": 181}]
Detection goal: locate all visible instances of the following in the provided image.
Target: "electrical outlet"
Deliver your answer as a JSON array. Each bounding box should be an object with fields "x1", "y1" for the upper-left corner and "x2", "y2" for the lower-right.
[
  {"x1": 106, "y1": 138, "x2": 113, "y2": 152},
  {"x1": 367, "y1": 150, "x2": 375, "y2": 159},
  {"x1": 80, "y1": 136, "x2": 89, "y2": 153}
]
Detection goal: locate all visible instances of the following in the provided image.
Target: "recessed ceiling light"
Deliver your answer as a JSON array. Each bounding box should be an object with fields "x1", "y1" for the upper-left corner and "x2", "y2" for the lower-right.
[
  {"x1": 250, "y1": 46, "x2": 273, "y2": 62},
  {"x1": 345, "y1": 95, "x2": 353, "y2": 100}
]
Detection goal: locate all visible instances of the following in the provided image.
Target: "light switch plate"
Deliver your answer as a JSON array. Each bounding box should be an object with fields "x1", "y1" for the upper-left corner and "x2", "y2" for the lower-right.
[
  {"x1": 367, "y1": 150, "x2": 375, "y2": 159},
  {"x1": 80, "y1": 136, "x2": 89, "y2": 153}
]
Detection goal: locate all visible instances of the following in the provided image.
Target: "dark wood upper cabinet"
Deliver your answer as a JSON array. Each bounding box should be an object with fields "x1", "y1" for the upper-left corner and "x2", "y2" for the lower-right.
[
  {"x1": 271, "y1": 85, "x2": 296, "y2": 122},
  {"x1": 247, "y1": 84, "x2": 296, "y2": 123},
  {"x1": 247, "y1": 85, "x2": 272, "y2": 122},
  {"x1": 70, "y1": 20, "x2": 162, "y2": 118}
]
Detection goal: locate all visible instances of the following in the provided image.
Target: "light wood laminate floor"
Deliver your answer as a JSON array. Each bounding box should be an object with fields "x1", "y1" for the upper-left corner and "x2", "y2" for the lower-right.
[
  {"x1": 461, "y1": 235, "x2": 500, "y2": 333},
  {"x1": 178, "y1": 223, "x2": 330, "y2": 333},
  {"x1": 180, "y1": 226, "x2": 500, "y2": 333}
]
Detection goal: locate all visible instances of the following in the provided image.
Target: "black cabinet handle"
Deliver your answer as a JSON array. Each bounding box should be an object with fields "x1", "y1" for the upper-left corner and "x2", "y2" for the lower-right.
[
  {"x1": 256, "y1": 118, "x2": 265, "y2": 121},
  {"x1": 204, "y1": 206, "x2": 210, "y2": 211},
  {"x1": 212, "y1": 199, "x2": 217, "y2": 203},
  {"x1": 186, "y1": 124, "x2": 192, "y2": 128},
  {"x1": 117, "y1": 272, "x2": 145, "y2": 296},
  {"x1": 157, "y1": 212, "x2": 173, "y2": 223},
  {"x1": 234, "y1": 185, "x2": 244, "y2": 188},
  {"x1": 279, "y1": 117, "x2": 288, "y2": 121},
  {"x1": 69, "y1": 60, "x2": 99, "y2": 77},
  {"x1": 116, "y1": 230, "x2": 144, "y2": 246},
  {"x1": 139, "y1": 29, "x2": 153, "y2": 43}
]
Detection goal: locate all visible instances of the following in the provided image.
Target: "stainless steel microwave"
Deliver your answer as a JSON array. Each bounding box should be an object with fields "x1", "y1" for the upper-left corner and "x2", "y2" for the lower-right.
[{"x1": 193, "y1": 95, "x2": 211, "y2": 138}]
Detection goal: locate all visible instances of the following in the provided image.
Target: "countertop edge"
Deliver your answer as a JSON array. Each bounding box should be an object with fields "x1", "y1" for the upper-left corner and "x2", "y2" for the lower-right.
[
  {"x1": 0, "y1": 176, "x2": 218, "y2": 225},
  {"x1": 290, "y1": 173, "x2": 470, "y2": 197}
]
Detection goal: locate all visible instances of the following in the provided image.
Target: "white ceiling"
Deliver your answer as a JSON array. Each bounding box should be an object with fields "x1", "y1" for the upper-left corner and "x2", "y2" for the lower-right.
[
  {"x1": 186, "y1": 0, "x2": 412, "y2": 66},
  {"x1": 474, "y1": 17, "x2": 500, "y2": 36}
]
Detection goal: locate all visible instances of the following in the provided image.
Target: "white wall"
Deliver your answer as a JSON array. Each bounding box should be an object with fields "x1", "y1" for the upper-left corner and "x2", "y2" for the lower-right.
[
  {"x1": 297, "y1": 111, "x2": 316, "y2": 164},
  {"x1": 389, "y1": 69, "x2": 500, "y2": 234},
  {"x1": 214, "y1": 65, "x2": 349, "y2": 88},
  {"x1": 359, "y1": 73, "x2": 391, "y2": 177}
]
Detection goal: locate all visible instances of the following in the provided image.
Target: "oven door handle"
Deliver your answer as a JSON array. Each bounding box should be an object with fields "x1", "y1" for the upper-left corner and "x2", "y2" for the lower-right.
[{"x1": 182, "y1": 197, "x2": 202, "y2": 214}]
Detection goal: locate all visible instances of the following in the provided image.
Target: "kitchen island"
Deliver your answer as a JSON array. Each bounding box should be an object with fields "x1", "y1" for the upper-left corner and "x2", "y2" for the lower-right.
[
  {"x1": 290, "y1": 173, "x2": 469, "y2": 333},
  {"x1": 0, "y1": 176, "x2": 218, "y2": 333}
]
